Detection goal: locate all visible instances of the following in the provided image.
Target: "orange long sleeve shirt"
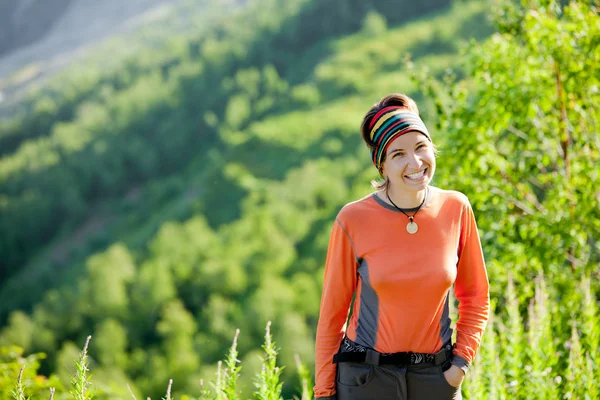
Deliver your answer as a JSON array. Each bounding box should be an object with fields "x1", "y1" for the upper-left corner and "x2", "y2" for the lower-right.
[{"x1": 314, "y1": 187, "x2": 490, "y2": 398}]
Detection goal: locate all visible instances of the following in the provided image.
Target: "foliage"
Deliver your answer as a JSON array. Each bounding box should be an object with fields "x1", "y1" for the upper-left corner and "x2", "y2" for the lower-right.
[
  {"x1": 0, "y1": 3, "x2": 490, "y2": 397},
  {"x1": 294, "y1": 355, "x2": 312, "y2": 400},
  {"x1": 415, "y1": 0, "x2": 600, "y2": 291},
  {"x1": 460, "y1": 275, "x2": 600, "y2": 400},
  {"x1": 254, "y1": 322, "x2": 284, "y2": 400},
  {"x1": 10, "y1": 366, "x2": 26, "y2": 400},
  {"x1": 0, "y1": 0, "x2": 597, "y2": 399},
  {"x1": 411, "y1": 0, "x2": 600, "y2": 398},
  {"x1": 3, "y1": 277, "x2": 595, "y2": 400},
  {"x1": 222, "y1": 329, "x2": 242, "y2": 400},
  {"x1": 71, "y1": 336, "x2": 92, "y2": 400},
  {"x1": 1, "y1": 324, "x2": 302, "y2": 400},
  {"x1": 0, "y1": 0, "x2": 455, "y2": 289},
  {"x1": 0, "y1": 347, "x2": 62, "y2": 399}
]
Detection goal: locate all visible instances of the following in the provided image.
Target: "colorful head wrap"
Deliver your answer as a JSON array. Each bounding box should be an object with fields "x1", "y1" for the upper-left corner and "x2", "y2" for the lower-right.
[{"x1": 369, "y1": 106, "x2": 431, "y2": 170}]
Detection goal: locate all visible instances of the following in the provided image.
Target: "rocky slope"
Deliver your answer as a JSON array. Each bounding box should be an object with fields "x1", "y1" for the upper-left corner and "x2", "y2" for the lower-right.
[{"x1": 0, "y1": 0, "x2": 183, "y2": 114}]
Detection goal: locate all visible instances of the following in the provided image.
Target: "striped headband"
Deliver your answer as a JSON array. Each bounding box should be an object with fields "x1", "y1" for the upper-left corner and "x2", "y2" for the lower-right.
[{"x1": 369, "y1": 106, "x2": 431, "y2": 170}]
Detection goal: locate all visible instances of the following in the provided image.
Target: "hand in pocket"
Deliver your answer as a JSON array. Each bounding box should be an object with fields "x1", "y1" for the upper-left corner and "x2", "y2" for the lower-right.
[{"x1": 442, "y1": 365, "x2": 465, "y2": 388}]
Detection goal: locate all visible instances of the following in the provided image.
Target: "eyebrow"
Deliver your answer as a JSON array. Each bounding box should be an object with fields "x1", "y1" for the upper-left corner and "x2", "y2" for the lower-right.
[{"x1": 387, "y1": 140, "x2": 428, "y2": 156}]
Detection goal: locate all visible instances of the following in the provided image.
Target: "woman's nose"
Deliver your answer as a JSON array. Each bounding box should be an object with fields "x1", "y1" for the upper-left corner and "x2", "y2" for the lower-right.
[{"x1": 407, "y1": 152, "x2": 422, "y2": 168}]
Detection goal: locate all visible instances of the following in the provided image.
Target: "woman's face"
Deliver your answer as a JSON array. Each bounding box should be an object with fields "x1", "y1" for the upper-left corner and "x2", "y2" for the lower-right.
[{"x1": 381, "y1": 131, "x2": 436, "y2": 193}]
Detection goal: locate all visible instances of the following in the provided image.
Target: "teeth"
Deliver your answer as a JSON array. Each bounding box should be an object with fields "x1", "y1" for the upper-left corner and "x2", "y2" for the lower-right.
[{"x1": 407, "y1": 170, "x2": 425, "y2": 179}]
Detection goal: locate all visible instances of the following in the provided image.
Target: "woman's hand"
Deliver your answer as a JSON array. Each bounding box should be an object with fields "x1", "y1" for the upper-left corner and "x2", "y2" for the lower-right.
[{"x1": 443, "y1": 365, "x2": 465, "y2": 388}]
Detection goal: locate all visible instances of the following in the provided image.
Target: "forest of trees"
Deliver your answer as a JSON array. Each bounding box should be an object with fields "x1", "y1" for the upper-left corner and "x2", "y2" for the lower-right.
[{"x1": 0, "y1": 0, "x2": 598, "y2": 398}]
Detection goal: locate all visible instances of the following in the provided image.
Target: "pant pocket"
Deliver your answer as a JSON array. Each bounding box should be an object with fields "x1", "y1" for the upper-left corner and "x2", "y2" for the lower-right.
[
  {"x1": 438, "y1": 364, "x2": 460, "y2": 390},
  {"x1": 336, "y1": 362, "x2": 374, "y2": 388},
  {"x1": 336, "y1": 363, "x2": 399, "y2": 400}
]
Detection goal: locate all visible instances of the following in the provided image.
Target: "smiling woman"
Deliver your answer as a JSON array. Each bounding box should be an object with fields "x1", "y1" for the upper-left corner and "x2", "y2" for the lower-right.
[
  {"x1": 361, "y1": 94, "x2": 438, "y2": 196},
  {"x1": 313, "y1": 93, "x2": 490, "y2": 400}
]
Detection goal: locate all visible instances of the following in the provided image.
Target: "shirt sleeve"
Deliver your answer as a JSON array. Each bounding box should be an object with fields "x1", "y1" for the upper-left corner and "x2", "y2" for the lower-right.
[
  {"x1": 313, "y1": 217, "x2": 358, "y2": 398},
  {"x1": 452, "y1": 200, "x2": 490, "y2": 373}
]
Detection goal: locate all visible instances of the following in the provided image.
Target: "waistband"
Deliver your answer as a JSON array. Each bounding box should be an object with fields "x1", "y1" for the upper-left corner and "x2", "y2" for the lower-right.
[{"x1": 333, "y1": 337, "x2": 453, "y2": 366}]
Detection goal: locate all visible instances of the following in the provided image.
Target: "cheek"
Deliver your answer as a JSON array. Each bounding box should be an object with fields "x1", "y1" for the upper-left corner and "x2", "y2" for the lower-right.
[
  {"x1": 389, "y1": 158, "x2": 407, "y2": 171},
  {"x1": 424, "y1": 150, "x2": 436, "y2": 167},
  {"x1": 427, "y1": 156, "x2": 437, "y2": 175},
  {"x1": 427, "y1": 154, "x2": 436, "y2": 166}
]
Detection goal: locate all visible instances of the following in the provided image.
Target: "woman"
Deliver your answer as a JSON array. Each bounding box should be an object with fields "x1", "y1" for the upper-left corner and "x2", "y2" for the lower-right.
[{"x1": 313, "y1": 94, "x2": 489, "y2": 400}]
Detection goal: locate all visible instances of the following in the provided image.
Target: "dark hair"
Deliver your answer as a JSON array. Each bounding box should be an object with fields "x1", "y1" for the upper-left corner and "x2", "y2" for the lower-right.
[{"x1": 360, "y1": 94, "x2": 421, "y2": 190}]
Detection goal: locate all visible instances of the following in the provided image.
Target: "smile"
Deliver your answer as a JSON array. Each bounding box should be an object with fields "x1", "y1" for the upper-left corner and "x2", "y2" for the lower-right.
[{"x1": 405, "y1": 168, "x2": 427, "y2": 180}]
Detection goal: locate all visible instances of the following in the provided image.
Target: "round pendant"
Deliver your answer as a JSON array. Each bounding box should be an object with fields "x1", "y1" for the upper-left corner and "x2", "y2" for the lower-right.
[{"x1": 406, "y1": 221, "x2": 418, "y2": 234}]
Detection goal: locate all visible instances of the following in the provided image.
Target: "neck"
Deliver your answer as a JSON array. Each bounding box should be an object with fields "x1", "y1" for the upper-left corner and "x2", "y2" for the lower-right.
[{"x1": 384, "y1": 185, "x2": 427, "y2": 209}]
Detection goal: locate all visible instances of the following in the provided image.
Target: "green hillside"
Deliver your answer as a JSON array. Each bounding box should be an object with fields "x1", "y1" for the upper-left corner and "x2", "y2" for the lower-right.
[
  {"x1": 1, "y1": 0, "x2": 599, "y2": 399},
  {"x1": 0, "y1": 0, "x2": 478, "y2": 318},
  {"x1": 0, "y1": 0, "x2": 490, "y2": 396},
  {"x1": 0, "y1": 0, "x2": 465, "y2": 301}
]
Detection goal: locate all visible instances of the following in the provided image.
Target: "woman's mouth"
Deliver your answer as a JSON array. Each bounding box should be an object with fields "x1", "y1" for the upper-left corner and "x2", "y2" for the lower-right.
[{"x1": 404, "y1": 168, "x2": 427, "y2": 181}]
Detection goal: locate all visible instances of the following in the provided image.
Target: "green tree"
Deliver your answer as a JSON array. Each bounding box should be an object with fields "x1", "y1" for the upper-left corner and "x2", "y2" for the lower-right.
[
  {"x1": 361, "y1": 10, "x2": 387, "y2": 37},
  {"x1": 157, "y1": 300, "x2": 200, "y2": 383},
  {"x1": 412, "y1": 0, "x2": 599, "y2": 397},
  {"x1": 0, "y1": 312, "x2": 34, "y2": 350},
  {"x1": 93, "y1": 319, "x2": 128, "y2": 369},
  {"x1": 0, "y1": 346, "x2": 62, "y2": 399},
  {"x1": 81, "y1": 244, "x2": 136, "y2": 319},
  {"x1": 415, "y1": 0, "x2": 600, "y2": 292}
]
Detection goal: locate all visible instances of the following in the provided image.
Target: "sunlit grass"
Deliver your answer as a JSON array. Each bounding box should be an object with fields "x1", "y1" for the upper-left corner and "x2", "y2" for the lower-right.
[{"x1": 9, "y1": 294, "x2": 600, "y2": 399}]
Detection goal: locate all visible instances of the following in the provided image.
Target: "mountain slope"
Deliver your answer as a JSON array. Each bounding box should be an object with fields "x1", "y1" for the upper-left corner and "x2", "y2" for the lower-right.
[
  {"x1": 0, "y1": 0, "x2": 493, "y2": 398},
  {"x1": 0, "y1": 0, "x2": 191, "y2": 115}
]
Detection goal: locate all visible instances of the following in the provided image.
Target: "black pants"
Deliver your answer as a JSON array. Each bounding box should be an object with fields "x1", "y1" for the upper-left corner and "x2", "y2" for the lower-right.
[{"x1": 335, "y1": 358, "x2": 462, "y2": 400}]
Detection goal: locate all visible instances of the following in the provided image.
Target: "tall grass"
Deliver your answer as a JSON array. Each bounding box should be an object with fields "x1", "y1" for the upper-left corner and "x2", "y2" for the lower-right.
[
  {"x1": 293, "y1": 355, "x2": 311, "y2": 400},
  {"x1": 10, "y1": 288, "x2": 600, "y2": 399},
  {"x1": 254, "y1": 322, "x2": 283, "y2": 400},
  {"x1": 10, "y1": 366, "x2": 26, "y2": 400},
  {"x1": 71, "y1": 335, "x2": 93, "y2": 400},
  {"x1": 162, "y1": 379, "x2": 173, "y2": 400},
  {"x1": 210, "y1": 329, "x2": 242, "y2": 400},
  {"x1": 463, "y1": 274, "x2": 600, "y2": 400}
]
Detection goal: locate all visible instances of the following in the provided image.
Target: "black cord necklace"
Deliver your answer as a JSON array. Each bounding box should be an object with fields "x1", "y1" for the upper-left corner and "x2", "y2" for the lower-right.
[{"x1": 386, "y1": 186, "x2": 428, "y2": 234}]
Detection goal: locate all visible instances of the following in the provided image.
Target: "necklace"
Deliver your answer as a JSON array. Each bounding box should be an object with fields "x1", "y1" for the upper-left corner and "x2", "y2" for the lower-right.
[{"x1": 386, "y1": 187, "x2": 428, "y2": 234}]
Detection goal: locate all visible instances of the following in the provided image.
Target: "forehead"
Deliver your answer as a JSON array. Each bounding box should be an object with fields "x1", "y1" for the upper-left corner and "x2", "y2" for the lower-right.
[{"x1": 387, "y1": 131, "x2": 428, "y2": 151}]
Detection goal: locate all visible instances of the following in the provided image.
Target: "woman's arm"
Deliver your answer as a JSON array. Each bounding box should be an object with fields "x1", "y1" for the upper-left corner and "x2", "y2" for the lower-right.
[
  {"x1": 452, "y1": 200, "x2": 490, "y2": 373},
  {"x1": 313, "y1": 217, "x2": 359, "y2": 399}
]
